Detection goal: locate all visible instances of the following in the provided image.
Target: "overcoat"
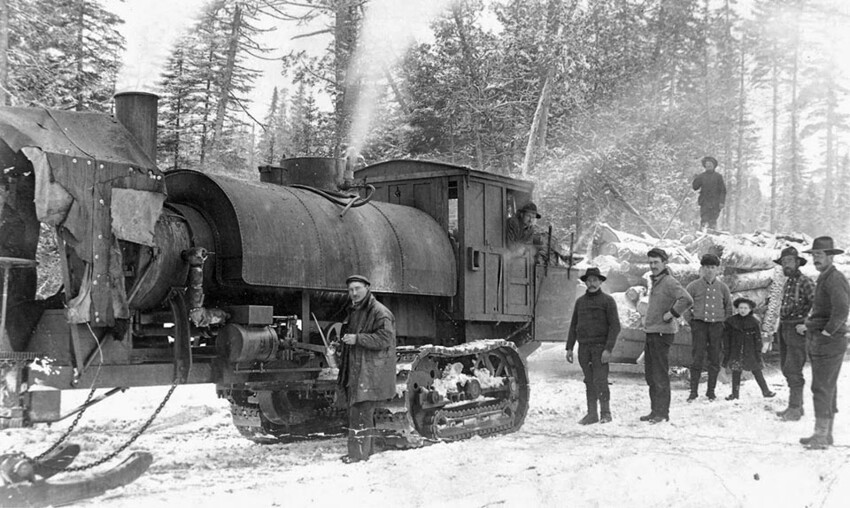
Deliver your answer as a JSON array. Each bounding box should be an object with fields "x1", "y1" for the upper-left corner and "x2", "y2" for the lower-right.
[
  {"x1": 338, "y1": 292, "x2": 397, "y2": 404},
  {"x1": 723, "y1": 313, "x2": 763, "y2": 371}
]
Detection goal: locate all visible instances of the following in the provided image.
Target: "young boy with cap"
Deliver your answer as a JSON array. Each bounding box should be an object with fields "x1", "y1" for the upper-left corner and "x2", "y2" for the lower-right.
[{"x1": 685, "y1": 253, "x2": 733, "y2": 401}]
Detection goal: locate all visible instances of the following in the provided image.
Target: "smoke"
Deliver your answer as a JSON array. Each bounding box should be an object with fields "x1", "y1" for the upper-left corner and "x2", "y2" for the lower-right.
[{"x1": 345, "y1": 0, "x2": 456, "y2": 159}]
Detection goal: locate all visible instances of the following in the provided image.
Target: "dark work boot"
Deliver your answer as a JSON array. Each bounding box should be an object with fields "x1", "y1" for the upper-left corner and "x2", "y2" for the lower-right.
[
  {"x1": 801, "y1": 418, "x2": 832, "y2": 450},
  {"x1": 687, "y1": 368, "x2": 701, "y2": 402},
  {"x1": 726, "y1": 371, "x2": 741, "y2": 400},
  {"x1": 578, "y1": 392, "x2": 599, "y2": 425},
  {"x1": 753, "y1": 370, "x2": 776, "y2": 398},
  {"x1": 599, "y1": 399, "x2": 612, "y2": 423},
  {"x1": 706, "y1": 370, "x2": 718, "y2": 400},
  {"x1": 780, "y1": 387, "x2": 805, "y2": 421}
]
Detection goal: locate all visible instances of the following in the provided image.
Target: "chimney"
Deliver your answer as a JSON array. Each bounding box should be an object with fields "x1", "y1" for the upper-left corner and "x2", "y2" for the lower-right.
[{"x1": 114, "y1": 92, "x2": 159, "y2": 163}]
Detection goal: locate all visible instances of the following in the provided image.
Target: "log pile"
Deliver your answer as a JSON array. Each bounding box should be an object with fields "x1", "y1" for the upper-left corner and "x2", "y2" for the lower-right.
[{"x1": 584, "y1": 224, "x2": 833, "y2": 340}]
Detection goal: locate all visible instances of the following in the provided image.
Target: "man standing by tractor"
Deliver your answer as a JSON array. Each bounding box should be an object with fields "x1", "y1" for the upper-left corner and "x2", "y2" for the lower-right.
[
  {"x1": 800, "y1": 237, "x2": 850, "y2": 450},
  {"x1": 685, "y1": 253, "x2": 733, "y2": 402},
  {"x1": 773, "y1": 246, "x2": 815, "y2": 422},
  {"x1": 692, "y1": 156, "x2": 726, "y2": 231},
  {"x1": 641, "y1": 248, "x2": 693, "y2": 423},
  {"x1": 338, "y1": 274, "x2": 397, "y2": 463},
  {"x1": 566, "y1": 267, "x2": 621, "y2": 424}
]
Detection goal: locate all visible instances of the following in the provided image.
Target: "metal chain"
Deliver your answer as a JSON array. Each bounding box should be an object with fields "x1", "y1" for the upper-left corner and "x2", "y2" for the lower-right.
[
  {"x1": 35, "y1": 374, "x2": 100, "y2": 461},
  {"x1": 35, "y1": 381, "x2": 178, "y2": 473}
]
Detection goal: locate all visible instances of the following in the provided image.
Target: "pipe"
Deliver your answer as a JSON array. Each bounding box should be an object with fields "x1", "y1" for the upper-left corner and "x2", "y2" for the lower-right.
[{"x1": 114, "y1": 92, "x2": 159, "y2": 163}]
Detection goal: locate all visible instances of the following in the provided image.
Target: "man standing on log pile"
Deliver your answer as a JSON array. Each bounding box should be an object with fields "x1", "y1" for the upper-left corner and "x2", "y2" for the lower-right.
[
  {"x1": 566, "y1": 267, "x2": 621, "y2": 425},
  {"x1": 641, "y1": 248, "x2": 694, "y2": 423},
  {"x1": 685, "y1": 253, "x2": 733, "y2": 402},
  {"x1": 692, "y1": 156, "x2": 726, "y2": 231},
  {"x1": 773, "y1": 246, "x2": 815, "y2": 422},
  {"x1": 800, "y1": 237, "x2": 850, "y2": 450}
]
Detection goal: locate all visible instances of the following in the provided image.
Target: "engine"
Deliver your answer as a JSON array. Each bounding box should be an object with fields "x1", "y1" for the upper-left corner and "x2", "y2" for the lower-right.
[{"x1": 0, "y1": 94, "x2": 579, "y2": 446}]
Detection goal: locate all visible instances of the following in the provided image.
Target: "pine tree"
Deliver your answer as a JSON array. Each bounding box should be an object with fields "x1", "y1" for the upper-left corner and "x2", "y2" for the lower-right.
[{"x1": 7, "y1": 0, "x2": 124, "y2": 110}]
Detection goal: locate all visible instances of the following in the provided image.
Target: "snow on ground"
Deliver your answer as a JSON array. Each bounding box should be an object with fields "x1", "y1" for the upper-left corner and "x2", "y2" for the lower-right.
[{"x1": 4, "y1": 343, "x2": 850, "y2": 507}]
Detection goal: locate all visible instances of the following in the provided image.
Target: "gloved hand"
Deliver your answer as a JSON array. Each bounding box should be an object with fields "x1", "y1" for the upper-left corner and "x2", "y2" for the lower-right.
[
  {"x1": 795, "y1": 324, "x2": 806, "y2": 335},
  {"x1": 761, "y1": 341, "x2": 771, "y2": 354},
  {"x1": 566, "y1": 350, "x2": 573, "y2": 363},
  {"x1": 601, "y1": 350, "x2": 611, "y2": 364}
]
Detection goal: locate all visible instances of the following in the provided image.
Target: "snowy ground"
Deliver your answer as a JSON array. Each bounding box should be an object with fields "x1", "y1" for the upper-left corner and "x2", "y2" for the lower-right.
[{"x1": 4, "y1": 344, "x2": 850, "y2": 508}]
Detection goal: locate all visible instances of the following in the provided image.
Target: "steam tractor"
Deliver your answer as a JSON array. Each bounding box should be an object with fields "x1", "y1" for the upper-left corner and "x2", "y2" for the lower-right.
[{"x1": 0, "y1": 93, "x2": 578, "y2": 453}]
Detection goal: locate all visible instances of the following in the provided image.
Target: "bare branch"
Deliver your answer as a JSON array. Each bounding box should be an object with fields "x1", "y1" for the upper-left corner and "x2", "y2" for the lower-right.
[{"x1": 291, "y1": 27, "x2": 333, "y2": 40}]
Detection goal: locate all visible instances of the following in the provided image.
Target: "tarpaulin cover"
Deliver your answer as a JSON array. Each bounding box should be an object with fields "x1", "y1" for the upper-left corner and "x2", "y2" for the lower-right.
[{"x1": 0, "y1": 106, "x2": 166, "y2": 326}]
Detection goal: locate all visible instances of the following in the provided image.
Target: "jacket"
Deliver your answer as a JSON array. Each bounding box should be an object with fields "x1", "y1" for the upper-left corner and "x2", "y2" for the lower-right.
[
  {"x1": 644, "y1": 269, "x2": 693, "y2": 334},
  {"x1": 566, "y1": 289, "x2": 621, "y2": 352},
  {"x1": 805, "y1": 264, "x2": 850, "y2": 355},
  {"x1": 338, "y1": 292, "x2": 397, "y2": 404},
  {"x1": 686, "y1": 277, "x2": 733, "y2": 323},
  {"x1": 723, "y1": 313, "x2": 763, "y2": 371},
  {"x1": 692, "y1": 171, "x2": 726, "y2": 208}
]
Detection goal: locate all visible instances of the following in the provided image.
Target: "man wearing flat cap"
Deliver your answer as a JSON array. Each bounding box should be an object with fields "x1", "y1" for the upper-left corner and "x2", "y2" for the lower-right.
[
  {"x1": 772, "y1": 246, "x2": 815, "y2": 421},
  {"x1": 566, "y1": 267, "x2": 621, "y2": 424},
  {"x1": 692, "y1": 156, "x2": 726, "y2": 231},
  {"x1": 800, "y1": 237, "x2": 850, "y2": 449},
  {"x1": 685, "y1": 253, "x2": 733, "y2": 402},
  {"x1": 641, "y1": 247, "x2": 693, "y2": 423},
  {"x1": 338, "y1": 274, "x2": 397, "y2": 462}
]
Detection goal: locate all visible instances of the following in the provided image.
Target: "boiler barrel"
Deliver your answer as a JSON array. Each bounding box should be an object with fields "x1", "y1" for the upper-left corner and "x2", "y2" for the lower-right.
[{"x1": 163, "y1": 170, "x2": 457, "y2": 296}]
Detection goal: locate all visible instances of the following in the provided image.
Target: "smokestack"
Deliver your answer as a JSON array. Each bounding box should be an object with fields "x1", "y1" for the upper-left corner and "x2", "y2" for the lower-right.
[{"x1": 114, "y1": 92, "x2": 159, "y2": 163}]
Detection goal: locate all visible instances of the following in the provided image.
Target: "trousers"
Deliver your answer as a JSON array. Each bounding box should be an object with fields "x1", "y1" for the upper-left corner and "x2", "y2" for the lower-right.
[
  {"x1": 579, "y1": 343, "x2": 610, "y2": 402},
  {"x1": 808, "y1": 332, "x2": 847, "y2": 419},
  {"x1": 347, "y1": 400, "x2": 377, "y2": 460},
  {"x1": 690, "y1": 320, "x2": 723, "y2": 373},
  {"x1": 779, "y1": 321, "x2": 808, "y2": 390},
  {"x1": 645, "y1": 333, "x2": 674, "y2": 417}
]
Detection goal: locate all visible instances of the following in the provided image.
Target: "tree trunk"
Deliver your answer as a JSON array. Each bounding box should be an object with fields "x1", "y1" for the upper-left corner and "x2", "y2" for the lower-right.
[
  {"x1": 769, "y1": 52, "x2": 778, "y2": 232},
  {"x1": 733, "y1": 41, "x2": 745, "y2": 232},
  {"x1": 520, "y1": 70, "x2": 554, "y2": 177},
  {"x1": 0, "y1": 0, "x2": 8, "y2": 106},
  {"x1": 75, "y1": 1, "x2": 86, "y2": 111},
  {"x1": 334, "y1": 0, "x2": 357, "y2": 158},
  {"x1": 452, "y1": 5, "x2": 484, "y2": 170},
  {"x1": 209, "y1": 3, "x2": 243, "y2": 152}
]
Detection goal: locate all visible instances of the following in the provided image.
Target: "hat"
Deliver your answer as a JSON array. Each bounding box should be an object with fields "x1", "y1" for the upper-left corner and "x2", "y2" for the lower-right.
[
  {"x1": 700, "y1": 253, "x2": 720, "y2": 266},
  {"x1": 345, "y1": 274, "x2": 371, "y2": 286},
  {"x1": 518, "y1": 202, "x2": 541, "y2": 219},
  {"x1": 733, "y1": 297, "x2": 756, "y2": 309},
  {"x1": 647, "y1": 247, "x2": 669, "y2": 262},
  {"x1": 802, "y1": 236, "x2": 845, "y2": 255},
  {"x1": 773, "y1": 246, "x2": 807, "y2": 266},
  {"x1": 580, "y1": 267, "x2": 607, "y2": 282},
  {"x1": 701, "y1": 156, "x2": 718, "y2": 168}
]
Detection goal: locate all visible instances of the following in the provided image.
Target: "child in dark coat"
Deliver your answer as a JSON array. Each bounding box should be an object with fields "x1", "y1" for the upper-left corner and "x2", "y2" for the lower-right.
[{"x1": 722, "y1": 298, "x2": 776, "y2": 400}]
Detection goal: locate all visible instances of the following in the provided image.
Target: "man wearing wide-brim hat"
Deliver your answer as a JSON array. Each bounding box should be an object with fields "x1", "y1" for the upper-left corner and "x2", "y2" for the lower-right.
[
  {"x1": 772, "y1": 246, "x2": 816, "y2": 422},
  {"x1": 800, "y1": 237, "x2": 850, "y2": 449},
  {"x1": 506, "y1": 201, "x2": 542, "y2": 248},
  {"x1": 566, "y1": 267, "x2": 621, "y2": 424},
  {"x1": 692, "y1": 155, "x2": 726, "y2": 231}
]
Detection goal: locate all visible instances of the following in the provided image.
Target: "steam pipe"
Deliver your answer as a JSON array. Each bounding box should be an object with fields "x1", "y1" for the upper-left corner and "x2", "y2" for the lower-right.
[{"x1": 114, "y1": 92, "x2": 159, "y2": 163}]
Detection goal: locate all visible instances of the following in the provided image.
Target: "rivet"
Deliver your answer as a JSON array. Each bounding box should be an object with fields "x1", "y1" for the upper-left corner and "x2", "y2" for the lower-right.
[
  {"x1": 87, "y1": 160, "x2": 91, "y2": 165},
  {"x1": 93, "y1": 280, "x2": 98, "y2": 286},
  {"x1": 94, "y1": 254, "x2": 99, "y2": 260},
  {"x1": 128, "y1": 167, "x2": 134, "y2": 173},
  {"x1": 98, "y1": 234, "x2": 103, "y2": 239},
  {"x1": 99, "y1": 199, "x2": 105, "y2": 205},
  {"x1": 100, "y1": 164, "x2": 104, "y2": 169},
  {"x1": 72, "y1": 158, "x2": 77, "y2": 163}
]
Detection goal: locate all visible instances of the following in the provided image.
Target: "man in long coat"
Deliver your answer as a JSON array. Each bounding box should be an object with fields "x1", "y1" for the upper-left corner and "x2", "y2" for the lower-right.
[
  {"x1": 800, "y1": 237, "x2": 850, "y2": 449},
  {"x1": 338, "y1": 274, "x2": 397, "y2": 462},
  {"x1": 692, "y1": 156, "x2": 726, "y2": 230}
]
